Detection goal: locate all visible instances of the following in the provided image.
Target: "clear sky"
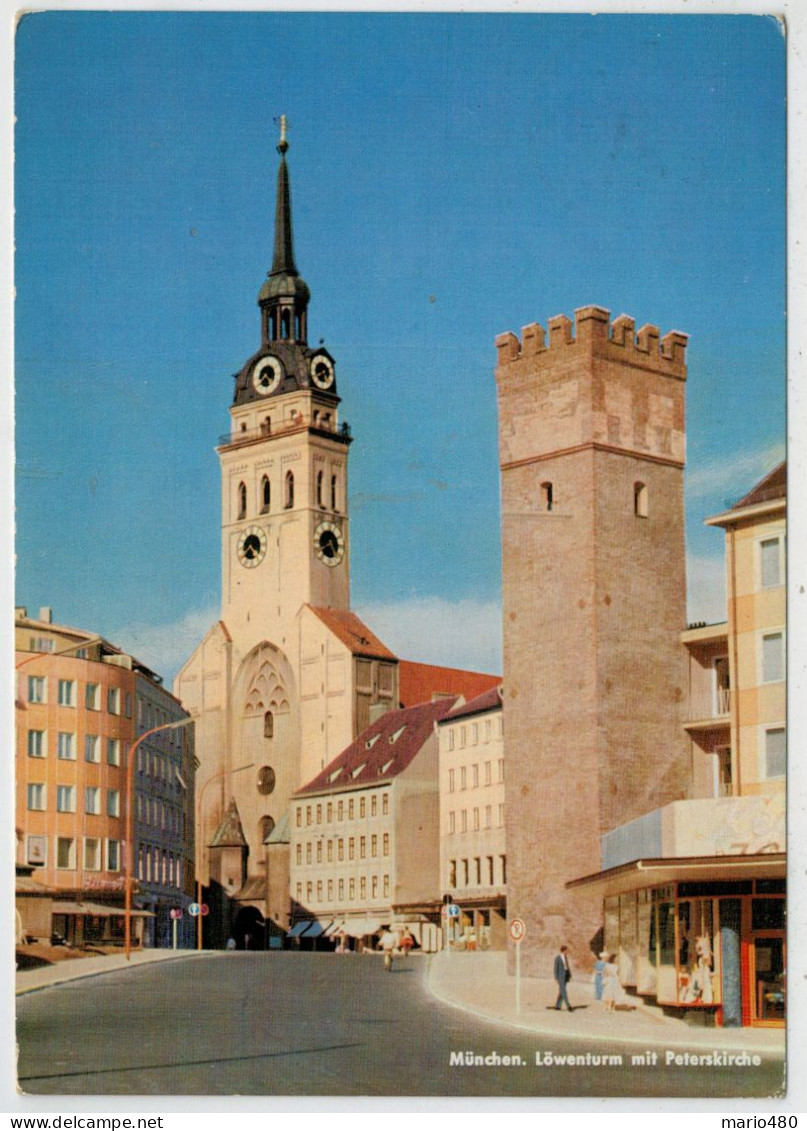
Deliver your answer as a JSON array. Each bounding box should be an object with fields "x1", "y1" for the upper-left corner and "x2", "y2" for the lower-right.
[{"x1": 14, "y1": 11, "x2": 786, "y2": 682}]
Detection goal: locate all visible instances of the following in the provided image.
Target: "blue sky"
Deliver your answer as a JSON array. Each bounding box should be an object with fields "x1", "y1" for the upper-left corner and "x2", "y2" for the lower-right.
[{"x1": 14, "y1": 11, "x2": 786, "y2": 682}]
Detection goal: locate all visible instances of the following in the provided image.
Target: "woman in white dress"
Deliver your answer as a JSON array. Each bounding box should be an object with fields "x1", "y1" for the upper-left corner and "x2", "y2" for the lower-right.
[{"x1": 602, "y1": 954, "x2": 621, "y2": 1010}]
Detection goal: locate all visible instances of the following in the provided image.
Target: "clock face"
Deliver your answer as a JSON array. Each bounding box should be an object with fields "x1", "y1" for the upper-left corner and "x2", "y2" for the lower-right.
[
  {"x1": 314, "y1": 520, "x2": 345, "y2": 567},
  {"x1": 309, "y1": 353, "x2": 335, "y2": 391},
  {"x1": 252, "y1": 355, "x2": 283, "y2": 396},
  {"x1": 237, "y1": 525, "x2": 268, "y2": 568}
]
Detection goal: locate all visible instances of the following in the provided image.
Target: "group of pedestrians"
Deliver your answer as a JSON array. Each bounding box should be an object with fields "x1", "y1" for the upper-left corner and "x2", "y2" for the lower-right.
[{"x1": 553, "y1": 945, "x2": 630, "y2": 1012}]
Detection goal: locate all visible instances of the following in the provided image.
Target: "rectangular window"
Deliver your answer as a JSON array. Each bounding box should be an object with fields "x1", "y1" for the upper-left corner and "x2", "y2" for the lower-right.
[
  {"x1": 498, "y1": 803, "x2": 505, "y2": 826},
  {"x1": 371, "y1": 834, "x2": 377, "y2": 857},
  {"x1": 27, "y1": 675, "x2": 46, "y2": 703},
  {"x1": 338, "y1": 800, "x2": 344, "y2": 821},
  {"x1": 85, "y1": 682, "x2": 100, "y2": 710},
  {"x1": 500, "y1": 855, "x2": 507, "y2": 884},
  {"x1": 460, "y1": 726, "x2": 467, "y2": 749},
  {"x1": 473, "y1": 808, "x2": 480, "y2": 831},
  {"x1": 316, "y1": 840, "x2": 322, "y2": 863},
  {"x1": 327, "y1": 879, "x2": 333, "y2": 901},
  {"x1": 762, "y1": 632, "x2": 785, "y2": 683},
  {"x1": 448, "y1": 811, "x2": 455, "y2": 834},
  {"x1": 327, "y1": 840, "x2": 333, "y2": 863},
  {"x1": 383, "y1": 875, "x2": 389, "y2": 897},
  {"x1": 448, "y1": 860, "x2": 456, "y2": 886},
  {"x1": 27, "y1": 783, "x2": 45, "y2": 811},
  {"x1": 107, "y1": 738, "x2": 120, "y2": 766},
  {"x1": 349, "y1": 878, "x2": 355, "y2": 900},
  {"x1": 485, "y1": 805, "x2": 492, "y2": 828},
  {"x1": 448, "y1": 769, "x2": 455, "y2": 793},
  {"x1": 461, "y1": 810, "x2": 467, "y2": 833},
  {"x1": 107, "y1": 839, "x2": 120, "y2": 871},
  {"x1": 371, "y1": 795, "x2": 377, "y2": 817},
  {"x1": 317, "y1": 880, "x2": 323, "y2": 901},
  {"x1": 56, "y1": 837, "x2": 75, "y2": 869},
  {"x1": 27, "y1": 835, "x2": 47, "y2": 866},
  {"x1": 57, "y1": 785, "x2": 75, "y2": 812},
  {"x1": 106, "y1": 789, "x2": 120, "y2": 818},
  {"x1": 27, "y1": 730, "x2": 46, "y2": 758},
  {"x1": 338, "y1": 839, "x2": 344, "y2": 861},
  {"x1": 765, "y1": 728, "x2": 786, "y2": 778},
  {"x1": 360, "y1": 836, "x2": 366, "y2": 859},
  {"x1": 296, "y1": 844, "x2": 302, "y2": 865},
  {"x1": 487, "y1": 856, "x2": 494, "y2": 884},
  {"x1": 57, "y1": 679, "x2": 76, "y2": 707},
  {"x1": 447, "y1": 730, "x2": 455, "y2": 752},
  {"x1": 107, "y1": 687, "x2": 120, "y2": 715},
  {"x1": 84, "y1": 734, "x2": 100, "y2": 763},
  {"x1": 296, "y1": 807, "x2": 302, "y2": 828},
  {"x1": 306, "y1": 842, "x2": 312, "y2": 864},
  {"x1": 472, "y1": 764, "x2": 479, "y2": 788},
  {"x1": 360, "y1": 797, "x2": 366, "y2": 818},
  {"x1": 327, "y1": 802, "x2": 333, "y2": 823},
  {"x1": 338, "y1": 879, "x2": 345, "y2": 900},
  {"x1": 460, "y1": 767, "x2": 466, "y2": 790},
  {"x1": 306, "y1": 805, "x2": 312, "y2": 826},
  {"x1": 372, "y1": 875, "x2": 378, "y2": 898},
  {"x1": 471, "y1": 723, "x2": 478, "y2": 745},
  {"x1": 360, "y1": 876, "x2": 366, "y2": 899},
  {"x1": 296, "y1": 883, "x2": 302, "y2": 902},
  {"x1": 348, "y1": 799, "x2": 354, "y2": 819},
  {"x1": 485, "y1": 720, "x2": 492, "y2": 743},
  {"x1": 498, "y1": 758, "x2": 505, "y2": 783},
  {"x1": 57, "y1": 732, "x2": 75, "y2": 760},
  {"x1": 306, "y1": 882, "x2": 313, "y2": 902},
  {"x1": 474, "y1": 857, "x2": 481, "y2": 884},
  {"x1": 85, "y1": 787, "x2": 101, "y2": 815},
  {"x1": 316, "y1": 804, "x2": 322, "y2": 823},
  {"x1": 382, "y1": 793, "x2": 389, "y2": 816},
  {"x1": 383, "y1": 833, "x2": 389, "y2": 855},
  {"x1": 124, "y1": 693, "x2": 132, "y2": 718},
  {"x1": 349, "y1": 837, "x2": 355, "y2": 860},
  {"x1": 760, "y1": 537, "x2": 784, "y2": 588}
]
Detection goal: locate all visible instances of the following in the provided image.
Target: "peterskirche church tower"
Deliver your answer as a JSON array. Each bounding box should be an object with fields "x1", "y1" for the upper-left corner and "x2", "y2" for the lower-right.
[{"x1": 175, "y1": 120, "x2": 401, "y2": 942}]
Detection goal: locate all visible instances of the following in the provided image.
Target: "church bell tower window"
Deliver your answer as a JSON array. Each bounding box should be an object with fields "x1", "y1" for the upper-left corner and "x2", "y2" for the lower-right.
[
  {"x1": 238, "y1": 481, "x2": 247, "y2": 520},
  {"x1": 261, "y1": 476, "x2": 271, "y2": 514},
  {"x1": 285, "y1": 470, "x2": 294, "y2": 509},
  {"x1": 316, "y1": 470, "x2": 324, "y2": 507}
]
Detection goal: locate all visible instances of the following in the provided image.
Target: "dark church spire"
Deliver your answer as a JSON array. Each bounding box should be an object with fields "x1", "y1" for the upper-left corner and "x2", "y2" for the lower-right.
[{"x1": 259, "y1": 115, "x2": 310, "y2": 345}]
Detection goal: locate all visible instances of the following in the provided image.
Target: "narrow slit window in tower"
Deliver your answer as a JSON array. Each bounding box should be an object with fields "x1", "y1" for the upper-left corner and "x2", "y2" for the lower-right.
[
  {"x1": 541, "y1": 482, "x2": 553, "y2": 512},
  {"x1": 260, "y1": 476, "x2": 271, "y2": 514},
  {"x1": 281, "y1": 310, "x2": 291, "y2": 339},
  {"x1": 237, "y1": 481, "x2": 247, "y2": 520},
  {"x1": 331, "y1": 474, "x2": 338, "y2": 511},
  {"x1": 634, "y1": 482, "x2": 648, "y2": 518},
  {"x1": 264, "y1": 711, "x2": 274, "y2": 738},
  {"x1": 285, "y1": 470, "x2": 294, "y2": 509},
  {"x1": 316, "y1": 470, "x2": 324, "y2": 507}
]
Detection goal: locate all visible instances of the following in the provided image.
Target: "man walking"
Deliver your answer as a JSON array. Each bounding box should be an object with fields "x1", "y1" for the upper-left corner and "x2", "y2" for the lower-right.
[{"x1": 553, "y1": 945, "x2": 573, "y2": 1011}]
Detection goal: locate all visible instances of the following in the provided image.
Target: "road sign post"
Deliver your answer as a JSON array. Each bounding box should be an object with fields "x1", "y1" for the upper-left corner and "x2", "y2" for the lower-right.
[
  {"x1": 170, "y1": 908, "x2": 182, "y2": 950},
  {"x1": 509, "y1": 918, "x2": 526, "y2": 1013}
]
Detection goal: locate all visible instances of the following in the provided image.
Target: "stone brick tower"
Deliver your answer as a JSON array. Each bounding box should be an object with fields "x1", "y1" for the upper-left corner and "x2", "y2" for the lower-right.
[{"x1": 495, "y1": 305, "x2": 690, "y2": 976}]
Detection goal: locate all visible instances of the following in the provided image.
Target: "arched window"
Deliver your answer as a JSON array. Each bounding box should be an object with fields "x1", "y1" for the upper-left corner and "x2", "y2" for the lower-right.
[
  {"x1": 260, "y1": 476, "x2": 271, "y2": 514},
  {"x1": 281, "y1": 310, "x2": 291, "y2": 339},
  {"x1": 634, "y1": 481, "x2": 648, "y2": 518},
  {"x1": 264, "y1": 710, "x2": 274, "y2": 738},
  {"x1": 237, "y1": 481, "x2": 247, "y2": 519},
  {"x1": 257, "y1": 765, "x2": 276, "y2": 795},
  {"x1": 331, "y1": 474, "x2": 338, "y2": 512},
  {"x1": 540, "y1": 481, "x2": 553, "y2": 512},
  {"x1": 285, "y1": 470, "x2": 294, "y2": 509},
  {"x1": 316, "y1": 470, "x2": 324, "y2": 507},
  {"x1": 260, "y1": 815, "x2": 275, "y2": 842}
]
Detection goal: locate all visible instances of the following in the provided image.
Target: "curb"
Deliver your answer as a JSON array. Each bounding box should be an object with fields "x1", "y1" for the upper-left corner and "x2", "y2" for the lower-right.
[{"x1": 16, "y1": 949, "x2": 210, "y2": 996}]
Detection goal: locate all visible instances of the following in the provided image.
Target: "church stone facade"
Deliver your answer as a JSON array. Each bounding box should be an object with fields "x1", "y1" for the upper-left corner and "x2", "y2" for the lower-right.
[
  {"x1": 495, "y1": 305, "x2": 691, "y2": 975},
  {"x1": 174, "y1": 126, "x2": 399, "y2": 935}
]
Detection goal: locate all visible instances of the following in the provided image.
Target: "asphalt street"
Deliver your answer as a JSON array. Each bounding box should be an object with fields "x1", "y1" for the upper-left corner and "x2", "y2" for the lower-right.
[{"x1": 16, "y1": 953, "x2": 785, "y2": 1098}]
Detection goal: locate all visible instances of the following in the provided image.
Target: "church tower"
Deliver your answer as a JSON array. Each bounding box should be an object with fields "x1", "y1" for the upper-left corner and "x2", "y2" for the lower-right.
[
  {"x1": 495, "y1": 306, "x2": 691, "y2": 975},
  {"x1": 219, "y1": 117, "x2": 351, "y2": 652}
]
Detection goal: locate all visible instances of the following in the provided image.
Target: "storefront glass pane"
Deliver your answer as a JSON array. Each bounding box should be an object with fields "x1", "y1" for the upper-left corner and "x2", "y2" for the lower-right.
[{"x1": 754, "y1": 937, "x2": 785, "y2": 1022}]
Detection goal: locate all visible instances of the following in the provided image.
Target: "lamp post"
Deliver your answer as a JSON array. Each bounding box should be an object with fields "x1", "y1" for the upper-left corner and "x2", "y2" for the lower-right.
[
  {"x1": 194, "y1": 761, "x2": 255, "y2": 950},
  {"x1": 124, "y1": 717, "x2": 195, "y2": 961}
]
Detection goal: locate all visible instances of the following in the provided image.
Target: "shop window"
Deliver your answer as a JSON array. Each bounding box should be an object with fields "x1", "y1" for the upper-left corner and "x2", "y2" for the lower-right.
[{"x1": 751, "y1": 898, "x2": 785, "y2": 932}]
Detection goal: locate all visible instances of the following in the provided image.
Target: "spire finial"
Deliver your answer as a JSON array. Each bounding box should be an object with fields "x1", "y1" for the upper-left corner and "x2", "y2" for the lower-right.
[{"x1": 277, "y1": 114, "x2": 289, "y2": 155}]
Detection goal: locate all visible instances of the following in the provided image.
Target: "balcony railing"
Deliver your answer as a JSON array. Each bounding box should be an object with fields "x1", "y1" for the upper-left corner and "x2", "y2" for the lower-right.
[
  {"x1": 716, "y1": 687, "x2": 731, "y2": 715},
  {"x1": 219, "y1": 417, "x2": 351, "y2": 448}
]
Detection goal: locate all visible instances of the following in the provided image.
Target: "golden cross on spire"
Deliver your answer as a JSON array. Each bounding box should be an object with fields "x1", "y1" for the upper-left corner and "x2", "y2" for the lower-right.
[{"x1": 277, "y1": 114, "x2": 289, "y2": 155}]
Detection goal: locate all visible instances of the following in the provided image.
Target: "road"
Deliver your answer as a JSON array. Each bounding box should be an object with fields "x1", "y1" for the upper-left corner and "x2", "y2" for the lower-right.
[{"x1": 17, "y1": 953, "x2": 784, "y2": 1097}]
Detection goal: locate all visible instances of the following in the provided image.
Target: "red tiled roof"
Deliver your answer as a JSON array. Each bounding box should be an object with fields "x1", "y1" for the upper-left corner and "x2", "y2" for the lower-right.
[
  {"x1": 443, "y1": 684, "x2": 502, "y2": 721},
  {"x1": 398, "y1": 659, "x2": 501, "y2": 708},
  {"x1": 295, "y1": 696, "x2": 459, "y2": 796},
  {"x1": 732, "y1": 461, "x2": 786, "y2": 510},
  {"x1": 307, "y1": 606, "x2": 398, "y2": 661}
]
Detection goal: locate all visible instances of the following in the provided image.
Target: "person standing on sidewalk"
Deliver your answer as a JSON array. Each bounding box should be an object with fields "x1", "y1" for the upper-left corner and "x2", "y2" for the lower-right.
[{"x1": 553, "y1": 945, "x2": 573, "y2": 1011}]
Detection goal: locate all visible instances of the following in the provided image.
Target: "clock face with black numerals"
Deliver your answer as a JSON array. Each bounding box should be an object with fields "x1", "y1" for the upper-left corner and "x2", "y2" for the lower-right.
[
  {"x1": 314, "y1": 520, "x2": 344, "y2": 566},
  {"x1": 252, "y1": 355, "x2": 283, "y2": 396},
  {"x1": 309, "y1": 353, "x2": 335, "y2": 391},
  {"x1": 237, "y1": 525, "x2": 268, "y2": 568}
]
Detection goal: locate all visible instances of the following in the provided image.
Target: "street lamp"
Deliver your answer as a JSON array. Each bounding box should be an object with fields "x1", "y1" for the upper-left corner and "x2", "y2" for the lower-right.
[
  {"x1": 124, "y1": 717, "x2": 196, "y2": 960},
  {"x1": 195, "y1": 761, "x2": 255, "y2": 950}
]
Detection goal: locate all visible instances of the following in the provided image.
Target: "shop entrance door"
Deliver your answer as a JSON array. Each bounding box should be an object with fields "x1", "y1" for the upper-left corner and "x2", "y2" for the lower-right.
[{"x1": 751, "y1": 935, "x2": 785, "y2": 1025}]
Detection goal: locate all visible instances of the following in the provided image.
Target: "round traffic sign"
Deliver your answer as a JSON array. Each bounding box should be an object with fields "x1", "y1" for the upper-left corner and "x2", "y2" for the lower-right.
[
  {"x1": 509, "y1": 917, "x2": 526, "y2": 943},
  {"x1": 200, "y1": 904, "x2": 210, "y2": 916},
  {"x1": 448, "y1": 904, "x2": 460, "y2": 919},
  {"x1": 189, "y1": 903, "x2": 201, "y2": 917},
  {"x1": 169, "y1": 909, "x2": 183, "y2": 920}
]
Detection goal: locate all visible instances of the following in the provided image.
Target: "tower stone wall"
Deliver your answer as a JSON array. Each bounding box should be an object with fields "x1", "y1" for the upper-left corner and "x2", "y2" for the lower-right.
[{"x1": 495, "y1": 305, "x2": 691, "y2": 976}]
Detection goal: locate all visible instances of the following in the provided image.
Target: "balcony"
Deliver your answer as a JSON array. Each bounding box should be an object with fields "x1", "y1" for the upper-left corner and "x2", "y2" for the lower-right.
[
  {"x1": 218, "y1": 417, "x2": 352, "y2": 449},
  {"x1": 683, "y1": 687, "x2": 731, "y2": 732}
]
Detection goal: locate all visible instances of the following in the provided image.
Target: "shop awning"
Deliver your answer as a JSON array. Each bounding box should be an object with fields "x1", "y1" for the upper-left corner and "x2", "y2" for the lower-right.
[
  {"x1": 566, "y1": 852, "x2": 786, "y2": 898},
  {"x1": 286, "y1": 920, "x2": 312, "y2": 938},
  {"x1": 302, "y1": 920, "x2": 332, "y2": 939},
  {"x1": 340, "y1": 918, "x2": 386, "y2": 938},
  {"x1": 323, "y1": 921, "x2": 344, "y2": 937},
  {"x1": 52, "y1": 901, "x2": 155, "y2": 918}
]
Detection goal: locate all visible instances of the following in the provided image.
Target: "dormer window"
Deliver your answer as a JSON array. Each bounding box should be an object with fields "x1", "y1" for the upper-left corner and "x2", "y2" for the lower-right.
[
  {"x1": 380, "y1": 758, "x2": 395, "y2": 775},
  {"x1": 365, "y1": 734, "x2": 380, "y2": 749},
  {"x1": 389, "y1": 725, "x2": 406, "y2": 744},
  {"x1": 328, "y1": 767, "x2": 343, "y2": 783},
  {"x1": 351, "y1": 763, "x2": 366, "y2": 779}
]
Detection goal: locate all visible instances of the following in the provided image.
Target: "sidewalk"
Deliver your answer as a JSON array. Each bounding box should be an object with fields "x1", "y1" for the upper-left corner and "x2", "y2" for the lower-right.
[
  {"x1": 15, "y1": 947, "x2": 208, "y2": 996},
  {"x1": 426, "y1": 950, "x2": 785, "y2": 1056}
]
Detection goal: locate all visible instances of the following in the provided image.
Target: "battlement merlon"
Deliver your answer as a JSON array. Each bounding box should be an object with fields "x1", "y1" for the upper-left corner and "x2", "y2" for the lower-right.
[{"x1": 495, "y1": 306, "x2": 688, "y2": 379}]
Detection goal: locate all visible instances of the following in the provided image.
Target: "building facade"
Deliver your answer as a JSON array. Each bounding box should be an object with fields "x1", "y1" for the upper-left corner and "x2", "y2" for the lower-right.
[
  {"x1": 495, "y1": 306, "x2": 691, "y2": 974},
  {"x1": 288, "y1": 697, "x2": 459, "y2": 951},
  {"x1": 437, "y1": 687, "x2": 507, "y2": 949},
  {"x1": 569, "y1": 464, "x2": 786, "y2": 1028},
  {"x1": 15, "y1": 607, "x2": 195, "y2": 947}
]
